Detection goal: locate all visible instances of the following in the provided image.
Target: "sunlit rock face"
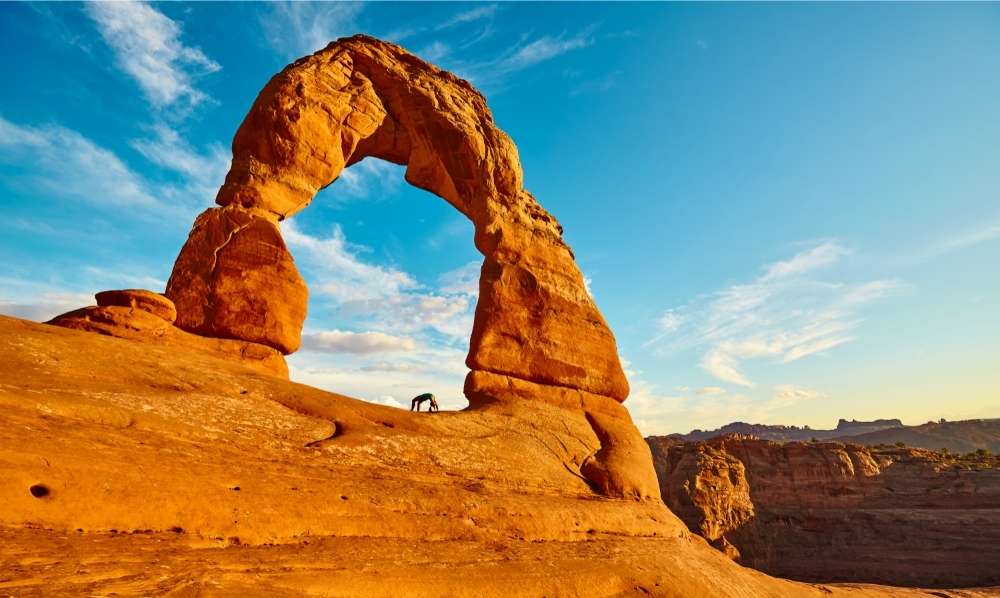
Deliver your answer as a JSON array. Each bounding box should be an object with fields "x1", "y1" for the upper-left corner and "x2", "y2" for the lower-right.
[
  {"x1": 166, "y1": 206, "x2": 308, "y2": 355},
  {"x1": 167, "y1": 34, "x2": 628, "y2": 403},
  {"x1": 648, "y1": 435, "x2": 1000, "y2": 588}
]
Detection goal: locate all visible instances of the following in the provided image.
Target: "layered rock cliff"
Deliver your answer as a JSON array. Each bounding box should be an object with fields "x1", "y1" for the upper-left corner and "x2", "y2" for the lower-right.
[{"x1": 649, "y1": 435, "x2": 1000, "y2": 587}]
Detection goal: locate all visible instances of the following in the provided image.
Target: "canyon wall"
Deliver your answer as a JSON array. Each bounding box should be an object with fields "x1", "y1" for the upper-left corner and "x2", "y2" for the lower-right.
[{"x1": 648, "y1": 435, "x2": 1000, "y2": 587}]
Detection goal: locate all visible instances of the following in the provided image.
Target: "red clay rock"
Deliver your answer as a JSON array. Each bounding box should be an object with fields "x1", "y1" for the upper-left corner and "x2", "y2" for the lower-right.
[
  {"x1": 579, "y1": 411, "x2": 661, "y2": 500},
  {"x1": 170, "y1": 34, "x2": 628, "y2": 401},
  {"x1": 48, "y1": 303, "x2": 288, "y2": 378},
  {"x1": 649, "y1": 435, "x2": 1000, "y2": 587},
  {"x1": 166, "y1": 206, "x2": 308, "y2": 354},
  {"x1": 648, "y1": 437, "x2": 753, "y2": 547},
  {"x1": 95, "y1": 289, "x2": 177, "y2": 323}
]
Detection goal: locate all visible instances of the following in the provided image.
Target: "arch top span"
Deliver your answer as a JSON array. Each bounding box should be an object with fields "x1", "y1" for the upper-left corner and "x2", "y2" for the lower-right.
[{"x1": 166, "y1": 34, "x2": 630, "y2": 404}]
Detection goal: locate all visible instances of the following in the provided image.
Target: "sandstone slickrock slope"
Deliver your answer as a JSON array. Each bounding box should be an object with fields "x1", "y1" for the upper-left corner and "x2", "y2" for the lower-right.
[
  {"x1": 649, "y1": 435, "x2": 1000, "y2": 588},
  {"x1": 6, "y1": 316, "x2": 1000, "y2": 597}
]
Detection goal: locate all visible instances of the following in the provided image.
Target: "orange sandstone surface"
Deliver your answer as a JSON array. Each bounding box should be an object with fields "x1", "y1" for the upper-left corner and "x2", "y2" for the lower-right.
[
  {"x1": 4, "y1": 315, "x2": 998, "y2": 597},
  {"x1": 3, "y1": 35, "x2": 998, "y2": 596}
]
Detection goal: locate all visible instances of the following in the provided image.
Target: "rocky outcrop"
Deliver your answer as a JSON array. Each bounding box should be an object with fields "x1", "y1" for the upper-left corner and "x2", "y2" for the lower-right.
[
  {"x1": 39, "y1": 35, "x2": 651, "y2": 500},
  {"x1": 649, "y1": 435, "x2": 1000, "y2": 587},
  {"x1": 48, "y1": 290, "x2": 288, "y2": 378},
  {"x1": 647, "y1": 437, "x2": 753, "y2": 557},
  {"x1": 168, "y1": 34, "x2": 628, "y2": 404},
  {"x1": 166, "y1": 206, "x2": 308, "y2": 354},
  {"x1": 95, "y1": 289, "x2": 177, "y2": 322},
  {"x1": 158, "y1": 34, "x2": 650, "y2": 498}
]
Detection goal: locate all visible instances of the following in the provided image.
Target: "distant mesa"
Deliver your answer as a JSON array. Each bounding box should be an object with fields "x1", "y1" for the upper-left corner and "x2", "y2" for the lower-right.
[
  {"x1": 674, "y1": 418, "x2": 904, "y2": 443},
  {"x1": 671, "y1": 418, "x2": 1000, "y2": 454}
]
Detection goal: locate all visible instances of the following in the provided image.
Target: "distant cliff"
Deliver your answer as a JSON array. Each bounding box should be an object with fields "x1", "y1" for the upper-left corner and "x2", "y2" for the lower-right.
[
  {"x1": 832, "y1": 418, "x2": 1000, "y2": 454},
  {"x1": 673, "y1": 419, "x2": 903, "y2": 443},
  {"x1": 648, "y1": 435, "x2": 1000, "y2": 587}
]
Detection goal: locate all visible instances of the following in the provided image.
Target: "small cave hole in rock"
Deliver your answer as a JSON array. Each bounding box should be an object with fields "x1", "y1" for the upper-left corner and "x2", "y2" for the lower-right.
[
  {"x1": 29, "y1": 484, "x2": 50, "y2": 498},
  {"x1": 286, "y1": 158, "x2": 477, "y2": 414}
]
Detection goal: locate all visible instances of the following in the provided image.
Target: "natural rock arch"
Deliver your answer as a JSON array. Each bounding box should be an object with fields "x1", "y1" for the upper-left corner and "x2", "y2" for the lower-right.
[{"x1": 166, "y1": 35, "x2": 629, "y2": 407}]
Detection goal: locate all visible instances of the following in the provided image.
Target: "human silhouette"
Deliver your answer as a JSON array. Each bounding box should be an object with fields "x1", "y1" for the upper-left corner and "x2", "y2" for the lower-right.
[{"x1": 410, "y1": 393, "x2": 439, "y2": 412}]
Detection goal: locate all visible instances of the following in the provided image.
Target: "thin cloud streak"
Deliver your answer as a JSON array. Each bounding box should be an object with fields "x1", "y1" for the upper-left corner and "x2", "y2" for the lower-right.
[
  {"x1": 261, "y1": 1, "x2": 364, "y2": 59},
  {"x1": 435, "y1": 4, "x2": 498, "y2": 31}
]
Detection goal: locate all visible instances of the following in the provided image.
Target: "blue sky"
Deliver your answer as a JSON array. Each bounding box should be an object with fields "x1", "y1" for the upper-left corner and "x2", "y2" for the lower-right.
[{"x1": 1, "y1": 2, "x2": 998, "y2": 434}]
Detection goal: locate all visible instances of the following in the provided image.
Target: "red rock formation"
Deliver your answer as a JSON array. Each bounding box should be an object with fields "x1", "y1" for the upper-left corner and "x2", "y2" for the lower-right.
[
  {"x1": 168, "y1": 34, "x2": 628, "y2": 403},
  {"x1": 8, "y1": 315, "x2": 999, "y2": 596},
  {"x1": 48, "y1": 290, "x2": 288, "y2": 378},
  {"x1": 158, "y1": 34, "x2": 650, "y2": 499},
  {"x1": 648, "y1": 435, "x2": 1000, "y2": 587},
  {"x1": 40, "y1": 35, "x2": 652, "y2": 500},
  {"x1": 166, "y1": 207, "x2": 308, "y2": 354},
  {"x1": 647, "y1": 436, "x2": 753, "y2": 557},
  {"x1": 95, "y1": 289, "x2": 177, "y2": 323}
]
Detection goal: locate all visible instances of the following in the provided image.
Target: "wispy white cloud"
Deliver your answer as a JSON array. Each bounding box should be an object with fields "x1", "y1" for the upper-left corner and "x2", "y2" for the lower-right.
[
  {"x1": 0, "y1": 291, "x2": 94, "y2": 322},
  {"x1": 283, "y1": 220, "x2": 476, "y2": 339},
  {"x1": 382, "y1": 3, "x2": 496, "y2": 45},
  {"x1": 131, "y1": 123, "x2": 228, "y2": 185},
  {"x1": 282, "y1": 220, "x2": 417, "y2": 304},
  {"x1": 418, "y1": 40, "x2": 451, "y2": 63},
  {"x1": 334, "y1": 159, "x2": 405, "y2": 202},
  {"x1": 646, "y1": 241, "x2": 900, "y2": 387},
  {"x1": 658, "y1": 310, "x2": 681, "y2": 332},
  {"x1": 770, "y1": 384, "x2": 823, "y2": 408},
  {"x1": 496, "y1": 29, "x2": 595, "y2": 72},
  {"x1": 447, "y1": 27, "x2": 598, "y2": 90},
  {"x1": 761, "y1": 241, "x2": 850, "y2": 281},
  {"x1": 0, "y1": 116, "x2": 159, "y2": 209},
  {"x1": 302, "y1": 330, "x2": 417, "y2": 354},
  {"x1": 85, "y1": 1, "x2": 220, "y2": 111},
  {"x1": 622, "y1": 357, "x2": 827, "y2": 436},
  {"x1": 435, "y1": 4, "x2": 497, "y2": 31},
  {"x1": 930, "y1": 221, "x2": 1000, "y2": 256},
  {"x1": 438, "y1": 261, "x2": 481, "y2": 296},
  {"x1": 569, "y1": 70, "x2": 621, "y2": 97},
  {"x1": 261, "y1": 1, "x2": 363, "y2": 60},
  {"x1": 695, "y1": 386, "x2": 727, "y2": 396}
]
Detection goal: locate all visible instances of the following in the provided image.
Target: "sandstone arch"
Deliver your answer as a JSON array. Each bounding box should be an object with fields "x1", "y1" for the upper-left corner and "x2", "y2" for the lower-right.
[{"x1": 166, "y1": 34, "x2": 629, "y2": 407}]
